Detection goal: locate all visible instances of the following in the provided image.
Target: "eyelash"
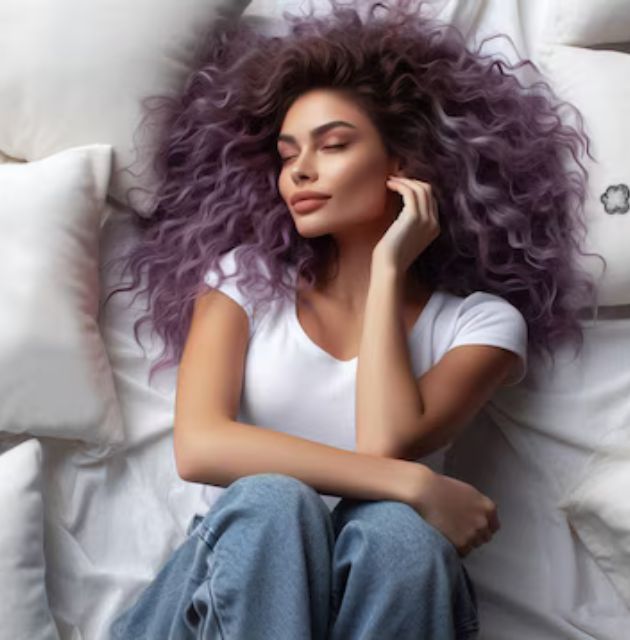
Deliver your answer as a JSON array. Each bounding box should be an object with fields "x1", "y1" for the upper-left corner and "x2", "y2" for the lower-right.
[{"x1": 279, "y1": 144, "x2": 347, "y2": 164}]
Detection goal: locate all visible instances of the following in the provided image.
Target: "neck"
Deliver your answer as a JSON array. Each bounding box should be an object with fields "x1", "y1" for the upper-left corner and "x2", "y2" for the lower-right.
[{"x1": 311, "y1": 258, "x2": 428, "y2": 313}]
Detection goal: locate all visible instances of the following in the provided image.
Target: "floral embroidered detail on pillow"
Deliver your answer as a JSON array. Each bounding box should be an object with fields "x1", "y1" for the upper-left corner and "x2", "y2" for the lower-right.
[{"x1": 601, "y1": 184, "x2": 629, "y2": 214}]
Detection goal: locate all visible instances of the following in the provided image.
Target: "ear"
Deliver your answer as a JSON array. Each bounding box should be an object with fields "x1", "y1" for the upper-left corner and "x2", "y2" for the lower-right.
[{"x1": 389, "y1": 157, "x2": 405, "y2": 177}]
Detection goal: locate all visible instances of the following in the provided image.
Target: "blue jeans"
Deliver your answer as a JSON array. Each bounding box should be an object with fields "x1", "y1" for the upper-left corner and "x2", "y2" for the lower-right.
[{"x1": 109, "y1": 473, "x2": 479, "y2": 639}]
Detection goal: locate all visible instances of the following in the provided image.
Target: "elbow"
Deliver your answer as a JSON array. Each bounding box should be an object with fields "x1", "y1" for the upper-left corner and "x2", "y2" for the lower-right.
[
  {"x1": 175, "y1": 448, "x2": 197, "y2": 483},
  {"x1": 177, "y1": 460, "x2": 197, "y2": 484},
  {"x1": 356, "y1": 433, "x2": 397, "y2": 459},
  {"x1": 399, "y1": 428, "x2": 454, "y2": 461},
  {"x1": 173, "y1": 426, "x2": 200, "y2": 482},
  {"x1": 174, "y1": 419, "x2": 226, "y2": 483}
]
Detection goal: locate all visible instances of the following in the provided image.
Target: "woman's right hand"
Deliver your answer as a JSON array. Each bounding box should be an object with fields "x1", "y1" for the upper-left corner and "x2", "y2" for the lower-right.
[{"x1": 406, "y1": 465, "x2": 501, "y2": 557}]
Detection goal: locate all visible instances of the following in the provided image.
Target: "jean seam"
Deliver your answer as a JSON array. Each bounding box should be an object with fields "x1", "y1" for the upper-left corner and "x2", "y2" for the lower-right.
[
  {"x1": 196, "y1": 521, "x2": 219, "y2": 548},
  {"x1": 204, "y1": 575, "x2": 227, "y2": 639}
]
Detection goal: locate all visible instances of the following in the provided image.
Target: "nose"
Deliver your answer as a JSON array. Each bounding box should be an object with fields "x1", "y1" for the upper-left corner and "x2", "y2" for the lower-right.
[
  {"x1": 289, "y1": 150, "x2": 319, "y2": 184},
  {"x1": 291, "y1": 167, "x2": 316, "y2": 184}
]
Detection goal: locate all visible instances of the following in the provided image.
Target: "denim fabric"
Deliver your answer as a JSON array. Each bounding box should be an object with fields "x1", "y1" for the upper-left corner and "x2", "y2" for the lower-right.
[{"x1": 109, "y1": 473, "x2": 479, "y2": 639}]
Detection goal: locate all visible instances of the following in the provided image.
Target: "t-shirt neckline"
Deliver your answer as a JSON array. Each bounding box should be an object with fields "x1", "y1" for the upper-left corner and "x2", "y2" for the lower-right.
[{"x1": 290, "y1": 270, "x2": 440, "y2": 366}]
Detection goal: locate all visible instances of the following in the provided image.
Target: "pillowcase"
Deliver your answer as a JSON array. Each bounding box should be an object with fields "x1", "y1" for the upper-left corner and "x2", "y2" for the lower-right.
[
  {"x1": 0, "y1": 0, "x2": 252, "y2": 218},
  {"x1": 558, "y1": 443, "x2": 630, "y2": 609},
  {"x1": 0, "y1": 144, "x2": 124, "y2": 453},
  {"x1": 0, "y1": 438, "x2": 60, "y2": 640},
  {"x1": 536, "y1": 43, "x2": 630, "y2": 306},
  {"x1": 541, "y1": 0, "x2": 630, "y2": 47}
]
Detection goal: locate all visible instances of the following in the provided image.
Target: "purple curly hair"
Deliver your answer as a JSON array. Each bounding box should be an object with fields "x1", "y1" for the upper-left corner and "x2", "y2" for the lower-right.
[{"x1": 105, "y1": 0, "x2": 606, "y2": 386}]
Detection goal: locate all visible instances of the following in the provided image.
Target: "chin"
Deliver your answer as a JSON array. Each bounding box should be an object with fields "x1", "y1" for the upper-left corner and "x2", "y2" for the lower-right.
[{"x1": 294, "y1": 225, "x2": 330, "y2": 239}]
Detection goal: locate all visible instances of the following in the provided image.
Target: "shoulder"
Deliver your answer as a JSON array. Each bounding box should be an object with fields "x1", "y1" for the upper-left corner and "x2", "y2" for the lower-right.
[
  {"x1": 203, "y1": 247, "x2": 243, "y2": 287},
  {"x1": 202, "y1": 248, "x2": 289, "y2": 336},
  {"x1": 456, "y1": 291, "x2": 526, "y2": 326},
  {"x1": 202, "y1": 248, "x2": 256, "y2": 334},
  {"x1": 441, "y1": 290, "x2": 528, "y2": 386},
  {"x1": 434, "y1": 289, "x2": 526, "y2": 325}
]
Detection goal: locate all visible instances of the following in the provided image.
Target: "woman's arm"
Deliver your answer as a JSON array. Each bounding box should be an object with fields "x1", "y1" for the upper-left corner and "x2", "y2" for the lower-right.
[
  {"x1": 355, "y1": 256, "x2": 426, "y2": 457},
  {"x1": 178, "y1": 417, "x2": 430, "y2": 505},
  {"x1": 355, "y1": 254, "x2": 518, "y2": 462},
  {"x1": 179, "y1": 418, "x2": 499, "y2": 558}
]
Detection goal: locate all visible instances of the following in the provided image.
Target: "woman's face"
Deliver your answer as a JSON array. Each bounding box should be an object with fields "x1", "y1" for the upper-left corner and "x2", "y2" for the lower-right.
[{"x1": 276, "y1": 88, "x2": 402, "y2": 239}]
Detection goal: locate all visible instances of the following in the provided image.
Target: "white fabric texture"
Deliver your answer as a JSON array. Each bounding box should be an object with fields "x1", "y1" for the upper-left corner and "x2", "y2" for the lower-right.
[
  {"x1": 444, "y1": 311, "x2": 630, "y2": 639},
  {"x1": 202, "y1": 247, "x2": 528, "y2": 511},
  {"x1": 541, "y1": 0, "x2": 630, "y2": 46},
  {"x1": 558, "y1": 443, "x2": 630, "y2": 610},
  {"x1": 0, "y1": 0, "x2": 252, "y2": 216},
  {"x1": 0, "y1": 438, "x2": 60, "y2": 640},
  {"x1": 0, "y1": 145, "x2": 124, "y2": 452},
  {"x1": 536, "y1": 43, "x2": 630, "y2": 306}
]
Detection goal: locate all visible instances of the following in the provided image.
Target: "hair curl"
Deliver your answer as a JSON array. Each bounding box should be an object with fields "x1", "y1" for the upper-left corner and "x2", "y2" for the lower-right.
[{"x1": 104, "y1": 0, "x2": 606, "y2": 386}]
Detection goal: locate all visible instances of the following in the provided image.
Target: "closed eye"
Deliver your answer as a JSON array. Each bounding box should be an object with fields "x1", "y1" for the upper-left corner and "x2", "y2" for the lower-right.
[{"x1": 279, "y1": 144, "x2": 347, "y2": 164}]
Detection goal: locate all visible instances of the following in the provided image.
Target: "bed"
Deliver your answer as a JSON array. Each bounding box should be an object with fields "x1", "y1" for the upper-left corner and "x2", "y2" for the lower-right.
[{"x1": 1, "y1": 0, "x2": 629, "y2": 638}]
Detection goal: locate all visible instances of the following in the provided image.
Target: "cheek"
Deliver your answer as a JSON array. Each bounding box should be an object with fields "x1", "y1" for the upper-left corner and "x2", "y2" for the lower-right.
[
  {"x1": 337, "y1": 162, "x2": 388, "y2": 210},
  {"x1": 277, "y1": 175, "x2": 290, "y2": 202},
  {"x1": 335, "y1": 154, "x2": 383, "y2": 190}
]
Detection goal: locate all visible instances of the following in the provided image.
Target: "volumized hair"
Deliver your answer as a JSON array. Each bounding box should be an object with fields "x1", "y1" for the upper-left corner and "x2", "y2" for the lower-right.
[{"x1": 104, "y1": 0, "x2": 606, "y2": 386}]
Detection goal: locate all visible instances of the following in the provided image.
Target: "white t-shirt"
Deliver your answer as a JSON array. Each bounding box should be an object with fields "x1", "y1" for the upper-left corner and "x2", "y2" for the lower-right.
[{"x1": 196, "y1": 247, "x2": 528, "y2": 512}]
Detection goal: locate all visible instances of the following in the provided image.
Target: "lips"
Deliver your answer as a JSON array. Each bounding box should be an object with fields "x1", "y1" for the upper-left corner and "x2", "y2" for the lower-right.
[
  {"x1": 293, "y1": 198, "x2": 330, "y2": 214},
  {"x1": 290, "y1": 192, "x2": 331, "y2": 206}
]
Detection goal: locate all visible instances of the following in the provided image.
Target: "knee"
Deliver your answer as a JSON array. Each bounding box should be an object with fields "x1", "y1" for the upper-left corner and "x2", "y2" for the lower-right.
[
  {"x1": 344, "y1": 500, "x2": 458, "y2": 567},
  {"x1": 231, "y1": 472, "x2": 314, "y2": 497},
  {"x1": 222, "y1": 473, "x2": 328, "y2": 518}
]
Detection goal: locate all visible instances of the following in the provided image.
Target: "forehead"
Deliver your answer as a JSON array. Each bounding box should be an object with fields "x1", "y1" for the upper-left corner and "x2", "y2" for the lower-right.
[{"x1": 278, "y1": 89, "x2": 370, "y2": 139}]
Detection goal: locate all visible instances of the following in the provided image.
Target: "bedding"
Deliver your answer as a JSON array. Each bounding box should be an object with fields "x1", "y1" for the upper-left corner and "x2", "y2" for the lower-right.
[
  {"x1": 0, "y1": 0, "x2": 251, "y2": 216},
  {"x1": 0, "y1": 438, "x2": 60, "y2": 640},
  {"x1": 0, "y1": 144, "x2": 123, "y2": 453},
  {"x1": 1, "y1": 0, "x2": 630, "y2": 638}
]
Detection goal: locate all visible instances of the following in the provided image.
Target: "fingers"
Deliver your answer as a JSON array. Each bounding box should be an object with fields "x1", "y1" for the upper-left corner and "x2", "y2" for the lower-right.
[
  {"x1": 481, "y1": 496, "x2": 500, "y2": 533},
  {"x1": 389, "y1": 177, "x2": 441, "y2": 241},
  {"x1": 389, "y1": 176, "x2": 434, "y2": 222},
  {"x1": 456, "y1": 501, "x2": 501, "y2": 557},
  {"x1": 458, "y1": 532, "x2": 489, "y2": 557},
  {"x1": 477, "y1": 529, "x2": 493, "y2": 544},
  {"x1": 488, "y1": 505, "x2": 501, "y2": 533},
  {"x1": 387, "y1": 176, "x2": 420, "y2": 216}
]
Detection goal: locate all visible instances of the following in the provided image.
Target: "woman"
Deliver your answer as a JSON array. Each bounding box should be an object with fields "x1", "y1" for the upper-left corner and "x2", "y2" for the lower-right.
[{"x1": 107, "y1": 0, "x2": 604, "y2": 637}]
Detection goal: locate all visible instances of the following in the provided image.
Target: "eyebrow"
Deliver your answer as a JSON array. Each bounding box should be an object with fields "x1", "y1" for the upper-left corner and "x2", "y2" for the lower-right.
[{"x1": 277, "y1": 120, "x2": 357, "y2": 145}]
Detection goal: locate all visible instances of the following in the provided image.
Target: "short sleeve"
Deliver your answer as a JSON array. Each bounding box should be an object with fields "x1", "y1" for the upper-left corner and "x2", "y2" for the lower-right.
[
  {"x1": 448, "y1": 292, "x2": 528, "y2": 386},
  {"x1": 203, "y1": 248, "x2": 255, "y2": 334}
]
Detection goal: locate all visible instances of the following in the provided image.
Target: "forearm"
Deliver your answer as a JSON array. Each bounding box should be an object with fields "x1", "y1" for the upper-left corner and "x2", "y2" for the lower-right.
[
  {"x1": 176, "y1": 418, "x2": 429, "y2": 504},
  {"x1": 355, "y1": 256, "x2": 425, "y2": 457}
]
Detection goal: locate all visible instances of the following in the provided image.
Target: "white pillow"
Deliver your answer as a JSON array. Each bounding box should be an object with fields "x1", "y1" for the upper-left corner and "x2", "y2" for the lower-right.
[
  {"x1": 542, "y1": 0, "x2": 630, "y2": 47},
  {"x1": 558, "y1": 444, "x2": 630, "y2": 609},
  {"x1": 0, "y1": 438, "x2": 60, "y2": 640},
  {"x1": 0, "y1": 145, "x2": 124, "y2": 453},
  {"x1": 536, "y1": 43, "x2": 630, "y2": 306},
  {"x1": 245, "y1": 0, "x2": 485, "y2": 36},
  {"x1": 0, "y1": 0, "x2": 251, "y2": 217}
]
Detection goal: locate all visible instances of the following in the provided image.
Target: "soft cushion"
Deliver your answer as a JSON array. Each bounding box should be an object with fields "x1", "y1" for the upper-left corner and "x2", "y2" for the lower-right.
[
  {"x1": 559, "y1": 443, "x2": 630, "y2": 609},
  {"x1": 542, "y1": 0, "x2": 630, "y2": 47},
  {"x1": 0, "y1": 0, "x2": 251, "y2": 217},
  {"x1": 0, "y1": 438, "x2": 60, "y2": 640},
  {"x1": 536, "y1": 43, "x2": 630, "y2": 306},
  {"x1": 0, "y1": 145, "x2": 124, "y2": 452}
]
